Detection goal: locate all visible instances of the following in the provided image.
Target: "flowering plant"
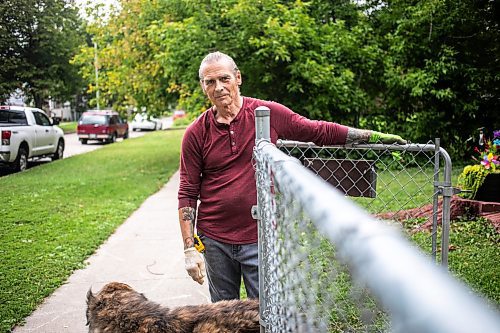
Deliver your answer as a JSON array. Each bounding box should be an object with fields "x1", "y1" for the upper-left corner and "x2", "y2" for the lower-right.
[
  {"x1": 472, "y1": 138, "x2": 499, "y2": 171},
  {"x1": 458, "y1": 129, "x2": 500, "y2": 199},
  {"x1": 493, "y1": 130, "x2": 500, "y2": 147}
]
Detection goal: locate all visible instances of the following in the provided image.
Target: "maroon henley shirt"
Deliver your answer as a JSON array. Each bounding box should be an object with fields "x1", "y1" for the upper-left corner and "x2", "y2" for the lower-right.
[{"x1": 178, "y1": 97, "x2": 348, "y2": 244}]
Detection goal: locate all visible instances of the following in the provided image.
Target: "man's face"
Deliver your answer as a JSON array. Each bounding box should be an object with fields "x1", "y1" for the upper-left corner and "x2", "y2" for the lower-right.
[{"x1": 200, "y1": 59, "x2": 242, "y2": 110}]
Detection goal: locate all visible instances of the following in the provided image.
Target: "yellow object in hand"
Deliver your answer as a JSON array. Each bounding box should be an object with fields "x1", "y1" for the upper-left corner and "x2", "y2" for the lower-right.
[{"x1": 194, "y1": 234, "x2": 205, "y2": 253}]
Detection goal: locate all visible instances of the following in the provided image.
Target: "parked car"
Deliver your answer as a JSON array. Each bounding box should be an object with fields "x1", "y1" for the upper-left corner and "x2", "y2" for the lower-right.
[
  {"x1": 173, "y1": 110, "x2": 186, "y2": 121},
  {"x1": 77, "y1": 110, "x2": 129, "y2": 144},
  {"x1": 0, "y1": 105, "x2": 64, "y2": 172},
  {"x1": 130, "y1": 112, "x2": 162, "y2": 131}
]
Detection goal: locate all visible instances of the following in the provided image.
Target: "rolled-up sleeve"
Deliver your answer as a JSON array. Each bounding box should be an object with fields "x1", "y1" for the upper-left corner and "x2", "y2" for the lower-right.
[{"x1": 269, "y1": 102, "x2": 349, "y2": 145}]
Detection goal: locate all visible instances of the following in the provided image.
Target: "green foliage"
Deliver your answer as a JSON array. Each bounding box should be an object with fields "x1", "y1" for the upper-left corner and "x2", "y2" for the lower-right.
[
  {"x1": 0, "y1": 130, "x2": 183, "y2": 332},
  {"x1": 0, "y1": 0, "x2": 86, "y2": 106},
  {"x1": 458, "y1": 165, "x2": 489, "y2": 199},
  {"x1": 458, "y1": 140, "x2": 499, "y2": 199},
  {"x1": 72, "y1": 0, "x2": 499, "y2": 159},
  {"x1": 72, "y1": 0, "x2": 182, "y2": 115},
  {"x1": 372, "y1": 0, "x2": 499, "y2": 157}
]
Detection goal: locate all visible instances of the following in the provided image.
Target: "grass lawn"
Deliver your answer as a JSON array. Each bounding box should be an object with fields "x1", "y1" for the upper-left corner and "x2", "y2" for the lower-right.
[
  {"x1": 353, "y1": 164, "x2": 499, "y2": 306},
  {"x1": 57, "y1": 121, "x2": 77, "y2": 134},
  {"x1": 410, "y1": 217, "x2": 500, "y2": 305},
  {"x1": 0, "y1": 130, "x2": 183, "y2": 332}
]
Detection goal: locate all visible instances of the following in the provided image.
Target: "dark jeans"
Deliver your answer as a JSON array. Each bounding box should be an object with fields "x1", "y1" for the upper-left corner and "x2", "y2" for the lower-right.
[{"x1": 200, "y1": 234, "x2": 259, "y2": 302}]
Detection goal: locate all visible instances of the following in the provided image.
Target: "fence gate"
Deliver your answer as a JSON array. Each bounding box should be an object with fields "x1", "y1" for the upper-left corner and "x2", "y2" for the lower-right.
[{"x1": 277, "y1": 138, "x2": 454, "y2": 266}]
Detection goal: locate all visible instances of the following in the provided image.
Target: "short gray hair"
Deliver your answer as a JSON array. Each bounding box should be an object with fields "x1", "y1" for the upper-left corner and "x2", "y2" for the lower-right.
[{"x1": 198, "y1": 51, "x2": 239, "y2": 80}]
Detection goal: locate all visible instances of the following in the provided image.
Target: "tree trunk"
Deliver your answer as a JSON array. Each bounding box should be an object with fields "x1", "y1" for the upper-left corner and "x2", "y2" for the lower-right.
[{"x1": 34, "y1": 93, "x2": 43, "y2": 109}]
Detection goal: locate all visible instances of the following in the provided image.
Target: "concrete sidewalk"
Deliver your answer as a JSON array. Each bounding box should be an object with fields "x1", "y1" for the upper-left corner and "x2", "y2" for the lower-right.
[{"x1": 13, "y1": 171, "x2": 209, "y2": 333}]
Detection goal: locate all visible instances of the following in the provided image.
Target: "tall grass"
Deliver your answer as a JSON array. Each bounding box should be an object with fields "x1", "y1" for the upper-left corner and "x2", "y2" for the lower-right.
[{"x1": 0, "y1": 130, "x2": 183, "y2": 332}]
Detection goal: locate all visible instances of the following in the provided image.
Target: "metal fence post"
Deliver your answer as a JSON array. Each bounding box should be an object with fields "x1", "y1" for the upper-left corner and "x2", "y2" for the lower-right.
[
  {"x1": 431, "y1": 138, "x2": 441, "y2": 261},
  {"x1": 256, "y1": 106, "x2": 271, "y2": 142},
  {"x1": 439, "y1": 147, "x2": 453, "y2": 267},
  {"x1": 255, "y1": 106, "x2": 271, "y2": 333}
]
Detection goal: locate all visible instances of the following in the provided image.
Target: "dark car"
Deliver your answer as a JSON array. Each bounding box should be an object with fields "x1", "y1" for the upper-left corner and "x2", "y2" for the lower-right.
[{"x1": 77, "y1": 110, "x2": 129, "y2": 144}]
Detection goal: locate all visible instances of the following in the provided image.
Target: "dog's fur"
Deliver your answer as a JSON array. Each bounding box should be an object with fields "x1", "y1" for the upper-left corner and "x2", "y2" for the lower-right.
[{"x1": 86, "y1": 282, "x2": 260, "y2": 333}]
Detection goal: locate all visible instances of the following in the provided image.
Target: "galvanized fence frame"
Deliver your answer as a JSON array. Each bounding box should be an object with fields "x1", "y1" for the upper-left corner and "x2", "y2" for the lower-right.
[
  {"x1": 275, "y1": 138, "x2": 454, "y2": 267},
  {"x1": 253, "y1": 106, "x2": 500, "y2": 333}
]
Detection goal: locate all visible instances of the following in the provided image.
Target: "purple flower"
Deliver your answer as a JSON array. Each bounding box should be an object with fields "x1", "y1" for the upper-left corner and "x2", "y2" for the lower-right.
[{"x1": 494, "y1": 130, "x2": 500, "y2": 140}]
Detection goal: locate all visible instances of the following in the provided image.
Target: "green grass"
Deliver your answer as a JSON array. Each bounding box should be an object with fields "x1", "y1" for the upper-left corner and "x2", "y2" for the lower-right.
[
  {"x1": 172, "y1": 117, "x2": 192, "y2": 128},
  {"x1": 447, "y1": 219, "x2": 500, "y2": 305},
  {"x1": 410, "y1": 218, "x2": 500, "y2": 305},
  {"x1": 352, "y1": 165, "x2": 464, "y2": 213},
  {"x1": 58, "y1": 121, "x2": 77, "y2": 134},
  {"x1": 0, "y1": 130, "x2": 183, "y2": 332},
  {"x1": 353, "y1": 165, "x2": 499, "y2": 305}
]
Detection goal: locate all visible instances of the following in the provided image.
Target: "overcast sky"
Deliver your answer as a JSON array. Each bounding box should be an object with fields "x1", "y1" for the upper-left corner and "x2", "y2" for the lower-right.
[{"x1": 74, "y1": 0, "x2": 121, "y2": 21}]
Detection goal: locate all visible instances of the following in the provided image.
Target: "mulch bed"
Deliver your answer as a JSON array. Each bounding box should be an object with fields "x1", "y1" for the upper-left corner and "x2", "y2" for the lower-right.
[{"x1": 376, "y1": 196, "x2": 500, "y2": 233}]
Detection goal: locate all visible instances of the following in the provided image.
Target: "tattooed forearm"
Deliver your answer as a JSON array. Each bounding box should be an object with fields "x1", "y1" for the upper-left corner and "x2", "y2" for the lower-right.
[
  {"x1": 184, "y1": 236, "x2": 195, "y2": 249},
  {"x1": 181, "y1": 207, "x2": 195, "y2": 222},
  {"x1": 179, "y1": 207, "x2": 196, "y2": 249},
  {"x1": 345, "y1": 127, "x2": 372, "y2": 144}
]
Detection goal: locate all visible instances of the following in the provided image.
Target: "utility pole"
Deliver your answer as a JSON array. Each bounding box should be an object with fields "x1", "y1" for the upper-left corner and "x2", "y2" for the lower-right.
[{"x1": 94, "y1": 41, "x2": 100, "y2": 110}]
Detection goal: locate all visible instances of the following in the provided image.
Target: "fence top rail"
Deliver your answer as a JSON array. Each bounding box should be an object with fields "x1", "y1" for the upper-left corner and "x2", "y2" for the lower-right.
[
  {"x1": 255, "y1": 139, "x2": 500, "y2": 333},
  {"x1": 277, "y1": 139, "x2": 438, "y2": 153},
  {"x1": 277, "y1": 139, "x2": 454, "y2": 184}
]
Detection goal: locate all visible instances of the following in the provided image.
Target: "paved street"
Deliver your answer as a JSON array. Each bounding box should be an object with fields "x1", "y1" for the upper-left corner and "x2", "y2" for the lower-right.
[
  {"x1": 62, "y1": 116, "x2": 172, "y2": 158},
  {"x1": 0, "y1": 117, "x2": 172, "y2": 177},
  {"x1": 62, "y1": 130, "x2": 144, "y2": 158}
]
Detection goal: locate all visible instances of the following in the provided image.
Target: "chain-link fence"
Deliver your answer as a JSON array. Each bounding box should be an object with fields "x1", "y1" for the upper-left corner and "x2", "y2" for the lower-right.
[
  {"x1": 253, "y1": 106, "x2": 500, "y2": 333},
  {"x1": 277, "y1": 138, "x2": 454, "y2": 266}
]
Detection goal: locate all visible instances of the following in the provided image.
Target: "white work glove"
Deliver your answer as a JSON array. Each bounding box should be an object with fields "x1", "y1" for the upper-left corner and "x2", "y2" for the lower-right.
[{"x1": 184, "y1": 247, "x2": 205, "y2": 285}]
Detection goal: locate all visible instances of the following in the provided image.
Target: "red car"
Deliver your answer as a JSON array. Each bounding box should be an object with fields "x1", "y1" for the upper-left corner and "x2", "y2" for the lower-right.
[
  {"x1": 173, "y1": 109, "x2": 186, "y2": 121},
  {"x1": 77, "y1": 110, "x2": 129, "y2": 144}
]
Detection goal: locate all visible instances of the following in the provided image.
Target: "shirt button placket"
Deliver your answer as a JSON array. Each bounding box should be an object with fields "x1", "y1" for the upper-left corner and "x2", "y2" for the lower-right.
[{"x1": 230, "y1": 126, "x2": 237, "y2": 154}]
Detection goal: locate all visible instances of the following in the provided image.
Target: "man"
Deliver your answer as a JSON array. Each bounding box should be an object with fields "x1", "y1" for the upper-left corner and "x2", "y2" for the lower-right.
[{"x1": 178, "y1": 51, "x2": 406, "y2": 302}]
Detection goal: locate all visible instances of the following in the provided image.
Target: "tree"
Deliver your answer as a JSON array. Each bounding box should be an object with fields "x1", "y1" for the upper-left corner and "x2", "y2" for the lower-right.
[
  {"x1": 73, "y1": 0, "x2": 499, "y2": 159},
  {"x1": 0, "y1": 0, "x2": 86, "y2": 107},
  {"x1": 369, "y1": 0, "x2": 500, "y2": 157},
  {"x1": 0, "y1": 0, "x2": 35, "y2": 101},
  {"x1": 73, "y1": 0, "x2": 176, "y2": 115}
]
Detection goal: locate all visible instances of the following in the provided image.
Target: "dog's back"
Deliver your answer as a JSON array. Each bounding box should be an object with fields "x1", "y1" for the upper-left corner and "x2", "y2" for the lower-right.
[{"x1": 86, "y1": 282, "x2": 259, "y2": 333}]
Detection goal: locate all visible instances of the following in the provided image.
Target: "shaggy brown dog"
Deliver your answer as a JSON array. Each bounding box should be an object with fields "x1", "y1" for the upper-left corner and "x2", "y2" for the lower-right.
[{"x1": 86, "y1": 282, "x2": 260, "y2": 333}]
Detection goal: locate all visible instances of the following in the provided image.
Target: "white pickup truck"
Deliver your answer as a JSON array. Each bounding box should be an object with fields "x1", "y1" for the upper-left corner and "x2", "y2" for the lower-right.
[{"x1": 0, "y1": 105, "x2": 65, "y2": 172}]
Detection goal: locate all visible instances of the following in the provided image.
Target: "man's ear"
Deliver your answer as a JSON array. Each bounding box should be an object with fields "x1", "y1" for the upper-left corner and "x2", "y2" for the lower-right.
[
  {"x1": 236, "y1": 70, "x2": 242, "y2": 86},
  {"x1": 200, "y1": 80, "x2": 207, "y2": 95}
]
